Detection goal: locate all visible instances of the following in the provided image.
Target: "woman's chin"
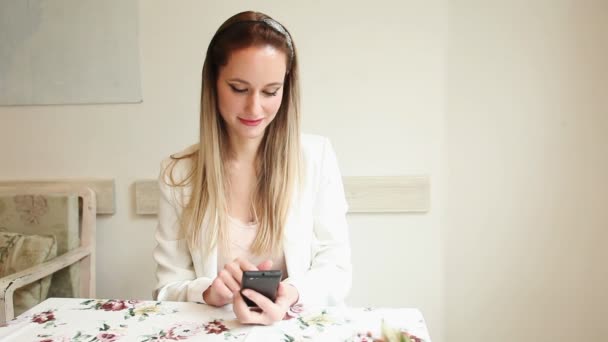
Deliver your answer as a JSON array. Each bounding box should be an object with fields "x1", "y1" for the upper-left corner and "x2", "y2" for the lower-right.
[{"x1": 235, "y1": 127, "x2": 266, "y2": 141}]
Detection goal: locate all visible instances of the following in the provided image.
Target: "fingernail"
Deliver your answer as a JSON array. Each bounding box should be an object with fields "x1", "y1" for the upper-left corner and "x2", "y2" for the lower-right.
[{"x1": 242, "y1": 290, "x2": 251, "y2": 297}]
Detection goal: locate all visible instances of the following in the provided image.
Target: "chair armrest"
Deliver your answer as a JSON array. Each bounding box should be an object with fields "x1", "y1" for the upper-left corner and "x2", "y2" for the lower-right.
[{"x1": 0, "y1": 246, "x2": 91, "y2": 322}]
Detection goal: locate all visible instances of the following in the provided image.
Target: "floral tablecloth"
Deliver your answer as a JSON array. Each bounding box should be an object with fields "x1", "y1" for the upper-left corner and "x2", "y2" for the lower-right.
[{"x1": 0, "y1": 298, "x2": 432, "y2": 341}]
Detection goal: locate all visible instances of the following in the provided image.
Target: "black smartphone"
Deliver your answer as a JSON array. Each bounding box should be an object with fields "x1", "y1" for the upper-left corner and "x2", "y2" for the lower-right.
[{"x1": 240, "y1": 270, "x2": 282, "y2": 307}]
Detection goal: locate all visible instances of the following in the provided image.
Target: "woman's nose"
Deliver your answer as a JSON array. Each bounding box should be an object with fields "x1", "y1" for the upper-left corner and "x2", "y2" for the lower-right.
[{"x1": 244, "y1": 92, "x2": 263, "y2": 117}]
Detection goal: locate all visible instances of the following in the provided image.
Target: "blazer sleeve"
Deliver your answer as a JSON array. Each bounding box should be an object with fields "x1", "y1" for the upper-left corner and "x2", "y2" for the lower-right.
[
  {"x1": 153, "y1": 159, "x2": 213, "y2": 302},
  {"x1": 285, "y1": 138, "x2": 353, "y2": 306}
]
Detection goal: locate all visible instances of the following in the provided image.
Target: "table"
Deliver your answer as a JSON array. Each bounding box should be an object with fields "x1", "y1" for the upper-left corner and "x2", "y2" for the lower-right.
[{"x1": 0, "y1": 298, "x2": 432, "y2": 341}]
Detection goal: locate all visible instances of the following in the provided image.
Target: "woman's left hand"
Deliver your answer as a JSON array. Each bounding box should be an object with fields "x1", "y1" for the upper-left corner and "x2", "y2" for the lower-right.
[{"x1": 233, "y1": 282, "x2": 299, "y2": 325}]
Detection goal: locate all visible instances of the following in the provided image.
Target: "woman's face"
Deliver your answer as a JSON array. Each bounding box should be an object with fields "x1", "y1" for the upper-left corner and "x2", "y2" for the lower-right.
[{"x1": 216, "y1": 45, "x2": 287, "y2": 142}]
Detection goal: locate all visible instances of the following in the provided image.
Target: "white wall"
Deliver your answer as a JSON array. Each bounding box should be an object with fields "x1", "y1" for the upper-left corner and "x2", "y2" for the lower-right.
[
  {"x1": 446, "y1": 1, "x2": 608, "y2": 341},
  {"x1": 0, "y1": 1, "x2": 446, "y2": 341}
]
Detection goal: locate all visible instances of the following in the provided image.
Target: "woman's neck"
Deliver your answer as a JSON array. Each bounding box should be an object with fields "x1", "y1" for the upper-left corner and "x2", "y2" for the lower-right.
[{"x1": 226, "y1": 133, "x2": 263, "y2": 165}]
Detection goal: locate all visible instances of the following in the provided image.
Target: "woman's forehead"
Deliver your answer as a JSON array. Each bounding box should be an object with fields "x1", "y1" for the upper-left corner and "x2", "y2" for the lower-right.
[{"x1": 220, "y1": 45, "x2": 287, "y2": 85}]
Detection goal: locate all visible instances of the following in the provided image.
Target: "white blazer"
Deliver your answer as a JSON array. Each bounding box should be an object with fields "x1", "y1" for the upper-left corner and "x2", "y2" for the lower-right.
[{"x1": 153, "y1": 134, "x2": 352, "y2": 307}]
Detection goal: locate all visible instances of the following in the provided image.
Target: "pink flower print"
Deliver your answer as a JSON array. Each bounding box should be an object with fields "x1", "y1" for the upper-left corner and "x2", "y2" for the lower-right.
[
  {"x1": 32, "y1": 310, "x2": 55, "y2": 324},
  {"x1": 100, "y1": 300, "x2": 130, "y2": 311},
  {"x1": 166, "y1": 322, "x2": 203, "y2": 339},
  {"x1": 96, "y1": 332, "x2": 122, "y2": 342},
  {"x1": 285, "y1": 302, "x2": 305, "y2": 319},
  {"x1": 203, "y1": 320, "x2": 228, "y2": 334},
  {"x1": 353, "y1": 332, "x2": 374, "y2": 342},
  {"x1": 14, "y1": 195, "x2": 48, "y2": 224},
  {"x1": 403, "y1": 331, "x2": 424, "y2": 342},
  {"x1": 38, "y1": 337, "x2": 69, "y2": 342}
]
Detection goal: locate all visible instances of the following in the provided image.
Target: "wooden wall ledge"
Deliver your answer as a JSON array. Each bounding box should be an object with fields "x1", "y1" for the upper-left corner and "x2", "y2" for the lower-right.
[
  {"x1": 0, "y1": 177, "x2": 430, "y2": 216},
  {"x1": 135, "y1": 176, "x2": 430, "y2": 215},
  {"x1": 0, "y1": 179, "x2": 115, "y2": 215}
]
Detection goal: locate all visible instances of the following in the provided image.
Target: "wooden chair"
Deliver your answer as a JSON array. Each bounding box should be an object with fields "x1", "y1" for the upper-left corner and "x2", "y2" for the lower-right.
[{"x1": 0, "y1": 185, "x2": 96, "y2": 323}]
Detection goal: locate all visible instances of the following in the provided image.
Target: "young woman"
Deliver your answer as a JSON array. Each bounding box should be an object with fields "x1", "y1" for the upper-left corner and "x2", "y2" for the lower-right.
[{"x1": 153, "y1": 11, "x2": 351, "y2": 325}]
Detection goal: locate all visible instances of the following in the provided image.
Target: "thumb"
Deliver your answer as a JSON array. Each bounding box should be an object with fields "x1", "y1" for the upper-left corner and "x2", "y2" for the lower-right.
[
  {"x1": 274, "y1": 282, "x2": 291, "y2": 307},
  {"x1": 256, "y1": 259, "x2": 273, "y2": 271}
]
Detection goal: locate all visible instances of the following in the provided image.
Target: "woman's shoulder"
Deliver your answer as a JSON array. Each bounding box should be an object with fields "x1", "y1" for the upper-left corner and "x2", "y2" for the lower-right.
[
  {"x1": 170, "y1": 143, "x2": 199, "y2": 159},
  {"x1": 300, "y1": 133, "x2": 330, "y2": 158},
  {"x1": 299, "y1": 134, "x2": 343, "y2": 193},
  {"x1": 300, "y1": 133, "x2": 340, "y2": 175},
  {"x1": 160, "y1": 143, "x2": 199, "y2": 185}
]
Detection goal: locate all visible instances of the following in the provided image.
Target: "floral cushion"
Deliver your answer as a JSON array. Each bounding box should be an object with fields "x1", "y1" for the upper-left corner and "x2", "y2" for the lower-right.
[
  {"x1": 0, "y1": 231, "x2": 57, "y2": 316},
  {"x1": 0, "y1": 194, "x2": 80, "y2": 299}
]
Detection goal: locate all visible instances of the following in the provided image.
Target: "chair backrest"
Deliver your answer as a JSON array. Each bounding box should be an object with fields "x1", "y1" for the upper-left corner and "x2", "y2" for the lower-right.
[{"x1": 0, "y1": 193, "x2": 81, "y2": 298}]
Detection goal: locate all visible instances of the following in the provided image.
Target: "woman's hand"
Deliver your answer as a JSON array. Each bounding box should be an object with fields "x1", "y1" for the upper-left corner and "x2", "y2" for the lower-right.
[
  {"x1": 203, "y1": 259, "x2": 273, "y2": 307},
  {"x1": 233, "y1": 282, "x2": 299, "y2": 325}
]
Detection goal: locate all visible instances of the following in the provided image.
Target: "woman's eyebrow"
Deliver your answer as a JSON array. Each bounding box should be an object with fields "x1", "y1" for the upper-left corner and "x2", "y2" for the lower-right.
[{"x1": 227, "y1": 78, "x2": 283, "y2": 87}]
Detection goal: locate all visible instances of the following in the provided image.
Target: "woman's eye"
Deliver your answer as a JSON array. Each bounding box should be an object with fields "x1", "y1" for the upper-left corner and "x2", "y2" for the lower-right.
[
  {"x1": 263, "y1": 90, "x2": 279, "y2": 97},
  {"x1": 229, "y1": 85, "x2": 247, "y2": 93}
]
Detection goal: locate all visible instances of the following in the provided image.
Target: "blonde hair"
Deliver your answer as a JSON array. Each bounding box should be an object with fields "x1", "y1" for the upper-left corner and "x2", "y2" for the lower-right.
[{"x1": 163, "y1": 11, "x2": 301, "y2": 258}]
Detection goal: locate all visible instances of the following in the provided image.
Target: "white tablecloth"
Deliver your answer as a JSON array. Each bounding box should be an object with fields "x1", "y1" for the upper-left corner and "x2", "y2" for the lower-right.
[{"x1": 0, "y1": 298, "x2": 432, "y2": 341}]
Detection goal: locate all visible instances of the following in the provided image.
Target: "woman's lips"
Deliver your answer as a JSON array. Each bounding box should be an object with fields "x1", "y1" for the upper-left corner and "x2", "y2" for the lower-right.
[{"x1": 238, "y1": 117, "x2": 264, "y2": 126}]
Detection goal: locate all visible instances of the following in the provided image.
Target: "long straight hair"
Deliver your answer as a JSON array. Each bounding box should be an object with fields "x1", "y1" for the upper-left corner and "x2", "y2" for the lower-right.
[{"x1": 164, "y1": 11, "x2": 301, "y2": 258}]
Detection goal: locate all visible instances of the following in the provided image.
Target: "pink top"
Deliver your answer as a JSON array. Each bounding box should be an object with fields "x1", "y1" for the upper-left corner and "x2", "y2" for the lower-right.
[{"x1": 217, "y1": 215, "x2": 287, "y2": 279}]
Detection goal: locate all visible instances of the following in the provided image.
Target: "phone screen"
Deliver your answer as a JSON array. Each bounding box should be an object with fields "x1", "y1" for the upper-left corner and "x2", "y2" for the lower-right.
[{"x1": 240, "y1": 270, "x2": 282, "y2": 307}]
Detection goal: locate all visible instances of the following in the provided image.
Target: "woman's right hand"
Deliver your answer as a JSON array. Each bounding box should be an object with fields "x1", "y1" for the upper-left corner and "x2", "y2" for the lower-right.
[{"x1": 203, "y1": 258, "x2": 272, "y2": 307}]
